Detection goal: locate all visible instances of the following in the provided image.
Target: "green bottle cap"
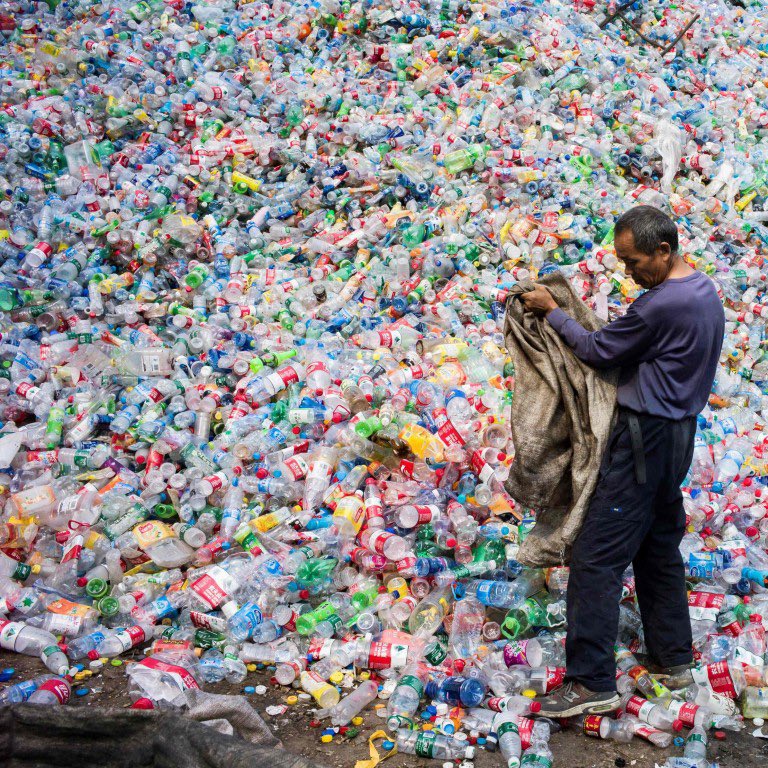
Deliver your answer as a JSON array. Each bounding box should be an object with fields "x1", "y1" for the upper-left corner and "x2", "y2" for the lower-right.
[
  {"x1": 86, "y1": 578, "x2": 109, "y2": 599},
  {"x1": 153, "y1": 503, "x2": 177, "y2": 520},
  {"x1": 97, "y1": 596, "x2": 120, "y2": 617}
]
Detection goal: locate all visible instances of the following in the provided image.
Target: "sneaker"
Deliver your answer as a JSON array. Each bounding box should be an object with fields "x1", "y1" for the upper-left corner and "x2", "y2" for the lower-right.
[
  {"x1": 646, "y1": 661, "x2": 694, "y2": 678},
  {"x1": 534, "y1": 681, "x2": 620, "y2": 719}
]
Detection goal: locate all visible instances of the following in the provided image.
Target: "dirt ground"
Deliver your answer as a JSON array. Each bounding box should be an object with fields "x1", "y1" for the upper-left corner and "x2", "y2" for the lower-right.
[{"x1": 1, "y1": 651, "x2": 766, "y2": 768}]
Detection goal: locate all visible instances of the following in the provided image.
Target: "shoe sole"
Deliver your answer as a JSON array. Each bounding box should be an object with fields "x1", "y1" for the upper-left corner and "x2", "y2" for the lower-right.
[
  {"x1": 536, "y1": 696, "x2": 621, "y2": 719},
  {"x1": 648, "y1": 668, "x2": 691, "y2": 679}
]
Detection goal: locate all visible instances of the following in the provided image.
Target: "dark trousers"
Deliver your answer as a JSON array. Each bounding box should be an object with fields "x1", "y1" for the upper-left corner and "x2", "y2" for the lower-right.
[{"x1": 566, "y1": 407, "x2": 696, "y2": 691}]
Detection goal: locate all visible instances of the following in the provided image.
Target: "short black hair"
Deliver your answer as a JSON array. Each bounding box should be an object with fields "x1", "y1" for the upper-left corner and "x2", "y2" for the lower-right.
[{"x1": 614, "y1": 206, "x2": 679, "y2": 255}]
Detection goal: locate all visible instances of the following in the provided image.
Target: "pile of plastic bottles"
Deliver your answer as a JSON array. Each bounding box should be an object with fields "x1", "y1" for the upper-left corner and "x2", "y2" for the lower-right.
[{"x1": 0, "y1": 0, "x2": 768, "y2": 764}]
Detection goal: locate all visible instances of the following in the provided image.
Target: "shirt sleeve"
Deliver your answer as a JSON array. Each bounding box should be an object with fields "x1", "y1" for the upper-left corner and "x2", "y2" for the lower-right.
[{"x1": 546, "y1": 305, "x2": 655, "y2": 369}]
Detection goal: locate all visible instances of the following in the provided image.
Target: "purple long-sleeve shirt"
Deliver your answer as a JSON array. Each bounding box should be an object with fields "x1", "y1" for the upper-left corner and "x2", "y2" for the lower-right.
[{"x1": 547, "y1": 271, "x2": 724, "y2": 419}]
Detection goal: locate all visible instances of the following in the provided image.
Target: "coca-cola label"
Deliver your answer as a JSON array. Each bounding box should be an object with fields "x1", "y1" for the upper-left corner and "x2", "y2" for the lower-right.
[
  {"x1": 691, "y1": 660, "x2": 738, "y2": 698},
  {"x1": 633, "y1": 724, "x2": 659, "y2": 741},
  {"x1": 672, "y1": 701, "x2": 699, "y2": 728},
  {"x1": 306, "y1": 361, "x2": 328, "y2": 377},
  {"x1": 115, "y1": 625, "x2": 145, "y2": 651},
  {"x1": 518, "y1": 715, "x2": 535, "y2": 750},
  {"x1": 543, "y1": 667, "x2": 566, "y2": 692},
  {"x1": 414, "y1": 505, "x2": 439, "y2": 524},
  {"x1": 16, "y1": 381, "x2": 35, "y2": 397},
  {"x1": 278, "y1": 365, "x2": 301, "y2": 386},
  {"x1": 720, "y1": 619, "x2": 742, "y2": 637},
  {"x1": 625, "y1": 695, "x2": 652, "y2": 720},
  {"x1": 437, "y1": 419, "x2": 465, "y2": 447},
  {"x1": 189, "y1": 566, "x2": 234, "y2": 609},
  {"x1": 280, "y1": 610, "x2": 298, "y2": 633},
  {"x1": 687, "y1": 590, "x2": 725, "y2": 621},
  {"x1": 61, "y1": 534, "x2": 84, "y2": 563},
  {"x1": 283, "y1": 456, "x2": 308, "y2": 480},
  {"x1": 487, "y1": 696, "x2": 505, "y2": 712},
  {"x1": 364, "y1": 529, "x2": 390, "y2": 555},
  {"x1": 307, "y1": 637, "x2": 337, "y2": 661},
  {"x1": 189, "y1": 611, "x2": 227, "y2": 632},
  {"x1": 470, "y1": 450, "x2": 495, "y2": 483},
  {"x1": 205, "y1": 473, "x2": 225, "y2": 493},
  {"x1": 38, "y1": 678, "x2": 71, "y2": 704},
  {"x1": 367, "y1": 641, "x2": 394, "y2": 669}
]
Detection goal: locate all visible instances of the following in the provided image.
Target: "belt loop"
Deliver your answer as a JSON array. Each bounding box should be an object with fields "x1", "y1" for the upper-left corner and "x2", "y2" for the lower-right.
[{"x1": 627, "y1": 413, "x2": 647, "y2": 485}]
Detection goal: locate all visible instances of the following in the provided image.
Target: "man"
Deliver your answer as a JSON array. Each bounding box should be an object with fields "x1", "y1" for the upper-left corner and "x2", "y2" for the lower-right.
[{"x1": 520, "y1": 205, "x2": 724, "y2": 717}]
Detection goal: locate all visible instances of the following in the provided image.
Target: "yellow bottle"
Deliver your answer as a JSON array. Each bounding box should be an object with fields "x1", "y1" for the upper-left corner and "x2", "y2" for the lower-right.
[
  {"x1": 332, "y1": 491, "x2": 365, "y2": 537},
  {"x1": 300, "y1": 670, "x2": 340, "y2": 708},
  {"x1": 398, "y1": 423, "x2": 445, "y2": 463}
]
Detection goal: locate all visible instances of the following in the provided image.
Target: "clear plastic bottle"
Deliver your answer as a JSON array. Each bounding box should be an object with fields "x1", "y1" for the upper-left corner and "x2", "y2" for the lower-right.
[
  {"x1": 97, "y1": 623, "x2": 154, "y2": 657},
  {"x1": 0, "y1": 674, "x2": 55, "y2": 705},
  {"x1": 27, "y1": 676, "x2": 71, "y2": 706},
  {"x1": 320, "y1": 679, "x2": 378, "y2": 726},
  {"x1": 575, "y1": 714, "x2": 635, "y2": 743},
  {"x1": 520, "y1": 739, "x2": 553, "y2": 768},
  {"x1": 395, "y1": 730, "x2": 475, "y2": 761},
  {"x1": 387, "y1": 663, "x2": 430, "y2": 729},
  {"x1": 620, "y1": 714, "x2": 673, "y2": 748},
  {"x1": 469, "y1": 572, "x2": 545, "y2": 610},
  {"x1": 621, "y1": 694, "x2": 682, "y2": 731},
  {"x1": 494, "y1": 711, "x2": 523, "y2": 768},
  {"x1": 0, "y1": 620, "x2": 69, "y2": 674}
]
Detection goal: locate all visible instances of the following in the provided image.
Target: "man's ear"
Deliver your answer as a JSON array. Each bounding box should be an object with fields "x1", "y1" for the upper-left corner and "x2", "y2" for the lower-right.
[{"x1": 657, "y1": 242, "x2": 672, "y2": 261}]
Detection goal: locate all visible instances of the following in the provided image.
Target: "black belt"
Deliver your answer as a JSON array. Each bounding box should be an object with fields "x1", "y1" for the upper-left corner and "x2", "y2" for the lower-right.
[{"x1": 625, "y1": 412, "x2": 647, "y2": 485}]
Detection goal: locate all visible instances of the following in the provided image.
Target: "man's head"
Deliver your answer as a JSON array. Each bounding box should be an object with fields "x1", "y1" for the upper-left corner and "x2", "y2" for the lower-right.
[{"x1": 613, "y1": 206, "x2": 680, "y2": 289}]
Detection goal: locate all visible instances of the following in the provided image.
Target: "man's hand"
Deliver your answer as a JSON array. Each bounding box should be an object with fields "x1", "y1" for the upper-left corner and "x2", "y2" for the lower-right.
[{"x1": 521, "y1": 285, "x2": 558, "y2": 316}]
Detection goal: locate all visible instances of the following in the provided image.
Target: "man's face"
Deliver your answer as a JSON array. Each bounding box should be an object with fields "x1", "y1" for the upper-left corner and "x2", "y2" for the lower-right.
[{"x1": 614, "y1": 229, "x2": 673, "y2": 289}]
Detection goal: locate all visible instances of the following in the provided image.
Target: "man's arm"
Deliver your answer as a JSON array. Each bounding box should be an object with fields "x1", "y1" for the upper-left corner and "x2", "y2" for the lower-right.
[{"x1": 546, "y1": 306, "x2": 654, "y2": 369}]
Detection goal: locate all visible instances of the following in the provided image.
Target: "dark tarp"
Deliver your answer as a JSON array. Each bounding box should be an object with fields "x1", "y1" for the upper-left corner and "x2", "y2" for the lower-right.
[{"x1": 0, "y1": 705, "x2": 325, "y2": 768}]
